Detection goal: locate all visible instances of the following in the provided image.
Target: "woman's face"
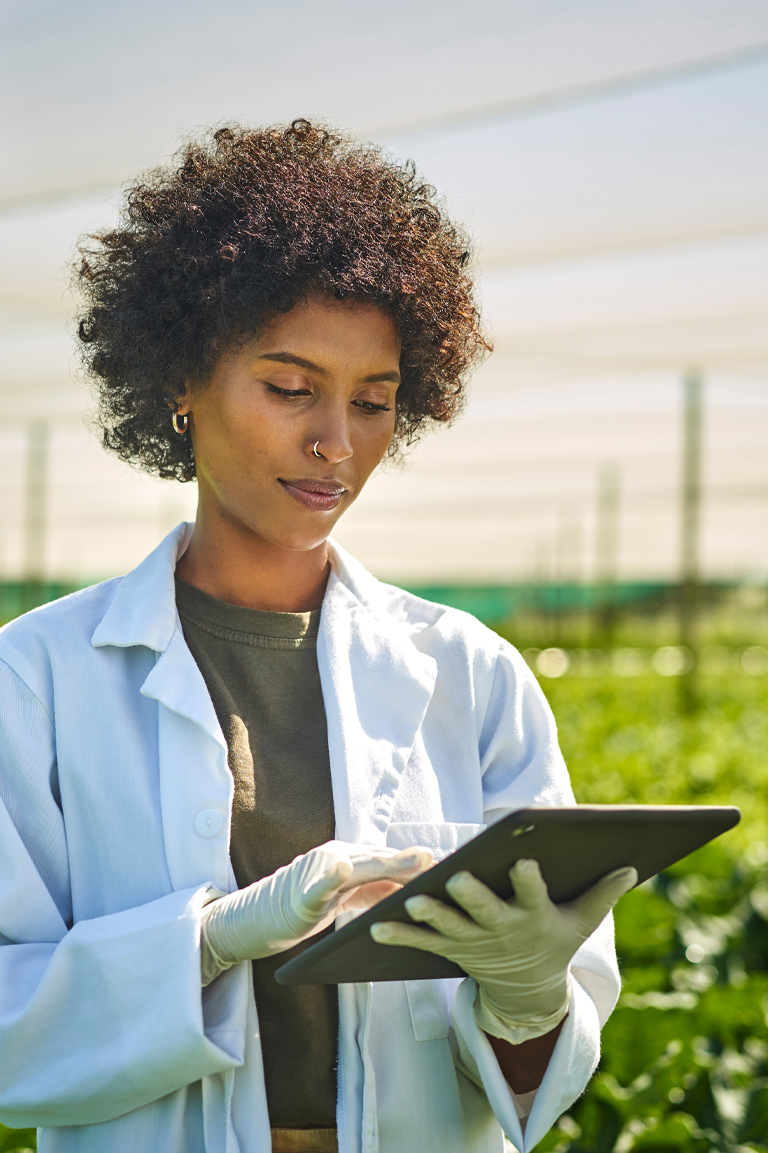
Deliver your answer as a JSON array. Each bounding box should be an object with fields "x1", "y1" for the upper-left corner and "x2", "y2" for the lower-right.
[{"x1": 177, "y1": 295, "x2": 400, "y2": 553}]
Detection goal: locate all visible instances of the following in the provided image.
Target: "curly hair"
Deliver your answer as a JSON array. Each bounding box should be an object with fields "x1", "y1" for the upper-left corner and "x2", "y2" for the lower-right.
[{"x1": 75, "y1": 120, "x2": 491, "y2": 481}]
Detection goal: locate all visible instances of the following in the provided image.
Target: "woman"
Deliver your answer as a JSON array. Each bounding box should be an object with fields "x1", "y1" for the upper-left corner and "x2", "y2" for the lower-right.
[{"x1": 0, "y1": 121, "x2": 635, "y2": 1153}]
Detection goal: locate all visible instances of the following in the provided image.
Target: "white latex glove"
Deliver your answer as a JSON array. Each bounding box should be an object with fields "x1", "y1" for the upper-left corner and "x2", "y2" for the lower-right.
[
  {"x1": 201, "y1": 840, "x2": 433, "y2": 985},
  {"x1": 370, "y1": 857, "x2": 637, "y2": 1044}
]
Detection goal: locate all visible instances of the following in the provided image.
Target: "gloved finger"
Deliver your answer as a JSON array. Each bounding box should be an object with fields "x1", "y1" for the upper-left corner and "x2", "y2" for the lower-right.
[
  {"x1": 313, "y1": 841, "x2": 431, "y2": 872},
  {"x1": 508, "y1": 858, "x2": 551, "y2": 911},
  {"x1": 339, "y1": 879, "x2": 403, "y2": 912},
  {"x1": 301, "y1": 858, "x2": 354, "y2": 913},
  {"x1": 404, "y1": 893, "x2": 480, "y2": 940},
  {"x1": 338, "y1": 841, "x2": 432, "y2": 866},
  {"x1": 443, "y1": 871, "x2": 512, "y2": 932},
  {"x1": 569, "y1": 866, "x2": 638, "y2": 934},
  {"x1": 369, "y1": 920, "x2": 456, "y2": 956},
  {"x1": 340, "y1": 847, "x2": 434, "y2": 891},
  {"x1": 341, "y1": 842, "x2": 415, "y2": 861}
]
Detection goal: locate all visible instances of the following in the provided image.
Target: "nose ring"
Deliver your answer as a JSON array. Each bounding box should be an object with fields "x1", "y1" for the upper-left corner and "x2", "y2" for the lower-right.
[{"x1": 313, "y1": 441, "x2": 322, "y2": 458}]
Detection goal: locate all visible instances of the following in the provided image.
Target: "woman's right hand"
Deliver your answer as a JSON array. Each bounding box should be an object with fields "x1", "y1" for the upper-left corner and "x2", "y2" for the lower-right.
[{"x1": 200, "y1": 840, "x2": 433, "y2": 985}]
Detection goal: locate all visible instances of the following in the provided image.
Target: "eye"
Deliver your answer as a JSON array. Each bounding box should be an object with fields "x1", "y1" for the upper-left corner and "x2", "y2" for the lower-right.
[
  {"x1": 353, "y1": 399, "x2": 392, "y2": 413},
  {"x1": 266, "y1": 384, "x2": 311, "y2": 399}
]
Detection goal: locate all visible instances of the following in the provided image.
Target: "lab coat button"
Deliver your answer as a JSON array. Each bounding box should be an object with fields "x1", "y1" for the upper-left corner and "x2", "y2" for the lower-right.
[{"x1": 194, "y1": 808, "x2": 224, "y2": 837}]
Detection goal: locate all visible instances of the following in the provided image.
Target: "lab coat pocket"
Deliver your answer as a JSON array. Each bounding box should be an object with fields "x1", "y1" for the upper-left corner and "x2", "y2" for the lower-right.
[
  {"x1": 386, "y1": 820, "x2": 486, "y2": 862},
  {"x1": 405, "y1": 978, "x2": 450, "y2": 1040}
]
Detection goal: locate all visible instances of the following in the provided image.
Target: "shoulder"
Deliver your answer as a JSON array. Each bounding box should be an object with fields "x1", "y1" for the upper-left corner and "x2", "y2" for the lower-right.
[
  {"x1": 342, "y1": 557, "x2": 559, "y2": 773},
  {"x1": 378, "y1": 577, "x2": 503, "y2": 654},
  {"x1": 0, "y1": 576, "x2": 121, "y2": 650},
  {"x1": 329, "y1": 539, "x2": 516, "y2": 676},
  {"x1": 0, "y1": 577, "x2": 122, "y2": 703}
]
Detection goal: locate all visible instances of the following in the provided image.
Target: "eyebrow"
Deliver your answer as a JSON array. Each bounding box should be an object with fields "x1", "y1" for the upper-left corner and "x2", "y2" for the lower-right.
[{"x1": 259, "y1": 351, "x2": 400, "y2": 385}]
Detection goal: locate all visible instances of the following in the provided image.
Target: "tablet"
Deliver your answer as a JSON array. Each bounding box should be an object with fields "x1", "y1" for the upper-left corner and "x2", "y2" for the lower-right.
[{"x1": 275, "y1": 804, "x2": 740, "y2": 986}]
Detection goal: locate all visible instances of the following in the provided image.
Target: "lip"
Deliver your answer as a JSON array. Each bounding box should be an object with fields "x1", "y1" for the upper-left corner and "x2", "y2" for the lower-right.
[{"x1": 279, "y1": 478, "x2": 347, "y2": 512}]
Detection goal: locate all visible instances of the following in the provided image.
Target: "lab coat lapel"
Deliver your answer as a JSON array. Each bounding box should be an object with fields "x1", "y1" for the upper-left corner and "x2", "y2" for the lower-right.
[
  {"x1": 318, "y1": 556, "x2": 437, "y2": 846},
  {"x1": 140, "y1": 630, "x2": 234, "y2": 895},
  {"x1": 92, "y1": 523, "x2": 233, "y2": 895}
]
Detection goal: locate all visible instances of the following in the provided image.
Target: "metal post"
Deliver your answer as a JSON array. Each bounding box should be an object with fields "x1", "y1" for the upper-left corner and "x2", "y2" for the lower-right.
[
  {"x1": 24, "y1": 421, "x2": 48, "y2": 607},
  {"x1": 680, "y1": 369, "x2": 703, "y2": 711},
  {"x1": 557, "y1": 508, "x2": 582, "y2": 647},
  {"x1": 595, "y1": 462, "x2": 620, "y2": 647}
]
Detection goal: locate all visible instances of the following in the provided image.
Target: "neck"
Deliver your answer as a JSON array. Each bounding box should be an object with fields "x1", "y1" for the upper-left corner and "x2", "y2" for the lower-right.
[{"x1": 175, "y1": 509, "x2": 331, "y2": 613}]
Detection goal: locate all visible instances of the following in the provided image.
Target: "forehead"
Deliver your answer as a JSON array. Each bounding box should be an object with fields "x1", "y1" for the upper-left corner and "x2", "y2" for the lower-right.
[{"x1": 254, "y1": 295, "x2": 401, "y2": 365}]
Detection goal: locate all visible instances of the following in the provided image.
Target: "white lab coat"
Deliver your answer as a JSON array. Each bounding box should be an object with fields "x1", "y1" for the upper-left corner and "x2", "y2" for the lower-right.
[{"x1": 0, "y1": 524, "x2": 620, "y2": 1153}]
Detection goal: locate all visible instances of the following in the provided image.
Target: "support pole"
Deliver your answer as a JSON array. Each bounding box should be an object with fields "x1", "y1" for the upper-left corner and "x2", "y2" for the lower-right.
[
  {"x1": 595, "y1": 462, "x2": 620, "y2": 647},
  {"x1": 534, "y1": 540, "x2": 551, "y2": 643},
  {"x1": 557, "y1": 508, "x2": 582, "y2": 647},
  {"x1": 680, "y1": 369, "x2": 703, "y2": 711},
  {"x1": 24, "y1": 421, "x2": 48, "y2": 609}
]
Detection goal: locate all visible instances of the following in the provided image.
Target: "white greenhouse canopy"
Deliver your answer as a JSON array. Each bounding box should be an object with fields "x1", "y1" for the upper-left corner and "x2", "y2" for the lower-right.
[{"x1": 1, "y1": 0, "x2": 767, "y2": 584}]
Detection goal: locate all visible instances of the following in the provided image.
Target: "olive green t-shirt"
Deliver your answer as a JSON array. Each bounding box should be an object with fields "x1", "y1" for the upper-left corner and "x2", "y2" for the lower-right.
[{"x1": 175, "y1": 577, "x2": 337, "y2": 1129}]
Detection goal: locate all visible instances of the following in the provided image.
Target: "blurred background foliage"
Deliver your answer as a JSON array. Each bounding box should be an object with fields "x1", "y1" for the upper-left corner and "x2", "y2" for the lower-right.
[
  {"x1": 507, "y1": 595, "x2": 768, "y2": 1153},
  {"x1": 535, "y1": 674, "x2": 768, "y2": 1153}
]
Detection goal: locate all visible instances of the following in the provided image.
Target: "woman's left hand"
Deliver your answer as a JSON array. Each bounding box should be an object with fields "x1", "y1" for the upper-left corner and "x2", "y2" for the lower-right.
[{"x1": 370, "y1": 858, "x2": 636, "y2": 1042}]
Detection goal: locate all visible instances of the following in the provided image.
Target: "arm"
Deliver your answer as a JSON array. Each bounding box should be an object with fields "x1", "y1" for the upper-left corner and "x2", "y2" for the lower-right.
[
  {"x1": 477, "y1": 641, "x2": 625, "y2": 1135},
  {"x1": 0, "y1": 848, "x2": 243, "y2": 1129},
  {"x1": 387, "y1": 638, "x2": 626, "y2": 1147},
  {"x1": 0, "y1": 660, "x2": 246, "y2": 1128}
]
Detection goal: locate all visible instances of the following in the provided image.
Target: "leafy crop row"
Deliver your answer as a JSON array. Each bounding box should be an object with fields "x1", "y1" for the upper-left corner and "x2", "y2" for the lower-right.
[{"x1": 535, "y1": 672, "x2": 768, "y2": 1153}]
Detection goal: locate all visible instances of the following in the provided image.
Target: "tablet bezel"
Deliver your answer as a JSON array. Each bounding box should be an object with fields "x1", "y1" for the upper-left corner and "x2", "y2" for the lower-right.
[{"x1": 275, "y1": 804, "x2": 740, "y2": 986}]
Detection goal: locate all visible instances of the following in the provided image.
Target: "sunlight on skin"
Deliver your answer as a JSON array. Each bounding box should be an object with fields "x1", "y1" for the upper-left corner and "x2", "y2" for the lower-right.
[{"x1": 175, "y1": 294, "x2": 400, "y2": 612}]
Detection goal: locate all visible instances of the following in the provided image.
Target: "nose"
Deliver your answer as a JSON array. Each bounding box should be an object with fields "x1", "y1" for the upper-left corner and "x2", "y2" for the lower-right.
[{"x1": 309, "y1": 400, "x2": 353, "y2": 464}]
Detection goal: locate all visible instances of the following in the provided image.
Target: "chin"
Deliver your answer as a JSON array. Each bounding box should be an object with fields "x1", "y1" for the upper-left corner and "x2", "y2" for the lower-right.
[
  {"x1": 278, "y1": 535, "x2": 331, "y2": 554},
  {"x1": 225, "y1": 494, "x2": 345, "y2": 553},
  {"x1": 258, "y1": 522, "x2": 335, "y2": 554}
]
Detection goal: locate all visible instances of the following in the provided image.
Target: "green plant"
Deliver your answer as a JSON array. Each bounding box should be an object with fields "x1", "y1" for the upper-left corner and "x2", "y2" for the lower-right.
[
  {"x1": 535, "y1": 671, "x2": 768, "y2": 1152},
  {"x1": 0, "y1": 1126, "x2": 35, "y2": 1152}
]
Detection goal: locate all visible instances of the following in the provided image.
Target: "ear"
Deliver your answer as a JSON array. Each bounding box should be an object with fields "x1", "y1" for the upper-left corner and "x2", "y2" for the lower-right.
[{"x1": 173, "y1": 386, "x2": 192, "y2": 417}]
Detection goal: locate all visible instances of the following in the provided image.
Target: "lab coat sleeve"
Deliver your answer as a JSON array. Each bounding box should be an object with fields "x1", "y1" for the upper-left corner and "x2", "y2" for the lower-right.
[
  {"x1": 450, "y1": 640, "x2": 621, "y2": 1152},
  {"x1": 0, "y1": 660, "x2": 245, "y2": 1129}
]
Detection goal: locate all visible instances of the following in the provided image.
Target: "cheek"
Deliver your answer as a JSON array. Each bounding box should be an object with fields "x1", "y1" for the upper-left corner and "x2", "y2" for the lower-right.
[
  {"x1": 367, "y1": 418, "x2": 396, "y2": 467},
  {"x1": 358, "y1": 408, "x2": 397, "y2": 454},
  {"x1": 198, "y1": 394, "x2": 281, "y2": 466}
]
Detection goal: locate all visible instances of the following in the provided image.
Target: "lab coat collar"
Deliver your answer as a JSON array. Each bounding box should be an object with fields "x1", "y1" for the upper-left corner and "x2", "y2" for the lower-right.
[
  {"x1": 90, "y1": 522, "x2": 225, "y2": 757},
  {"x1": 90, "y1": 521, "x2": 426, "y2": 660},
  {"x1": 91, "y1": 522, "x2": 194, "y2": 652}
]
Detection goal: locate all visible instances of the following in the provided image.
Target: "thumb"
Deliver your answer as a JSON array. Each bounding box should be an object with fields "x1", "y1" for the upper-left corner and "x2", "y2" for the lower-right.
[
  {"x1": 571, "y1": 866, "x2": 638, "y2": 933},
  {"x1": 302, "y1": 858, "x2": 354, "y2": 914}
]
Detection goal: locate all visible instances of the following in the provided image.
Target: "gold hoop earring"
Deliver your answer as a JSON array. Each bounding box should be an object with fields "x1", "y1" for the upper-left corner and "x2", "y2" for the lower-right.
[{"x1": 172, "y1": 412, "x2": 189, "y2": 435}]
